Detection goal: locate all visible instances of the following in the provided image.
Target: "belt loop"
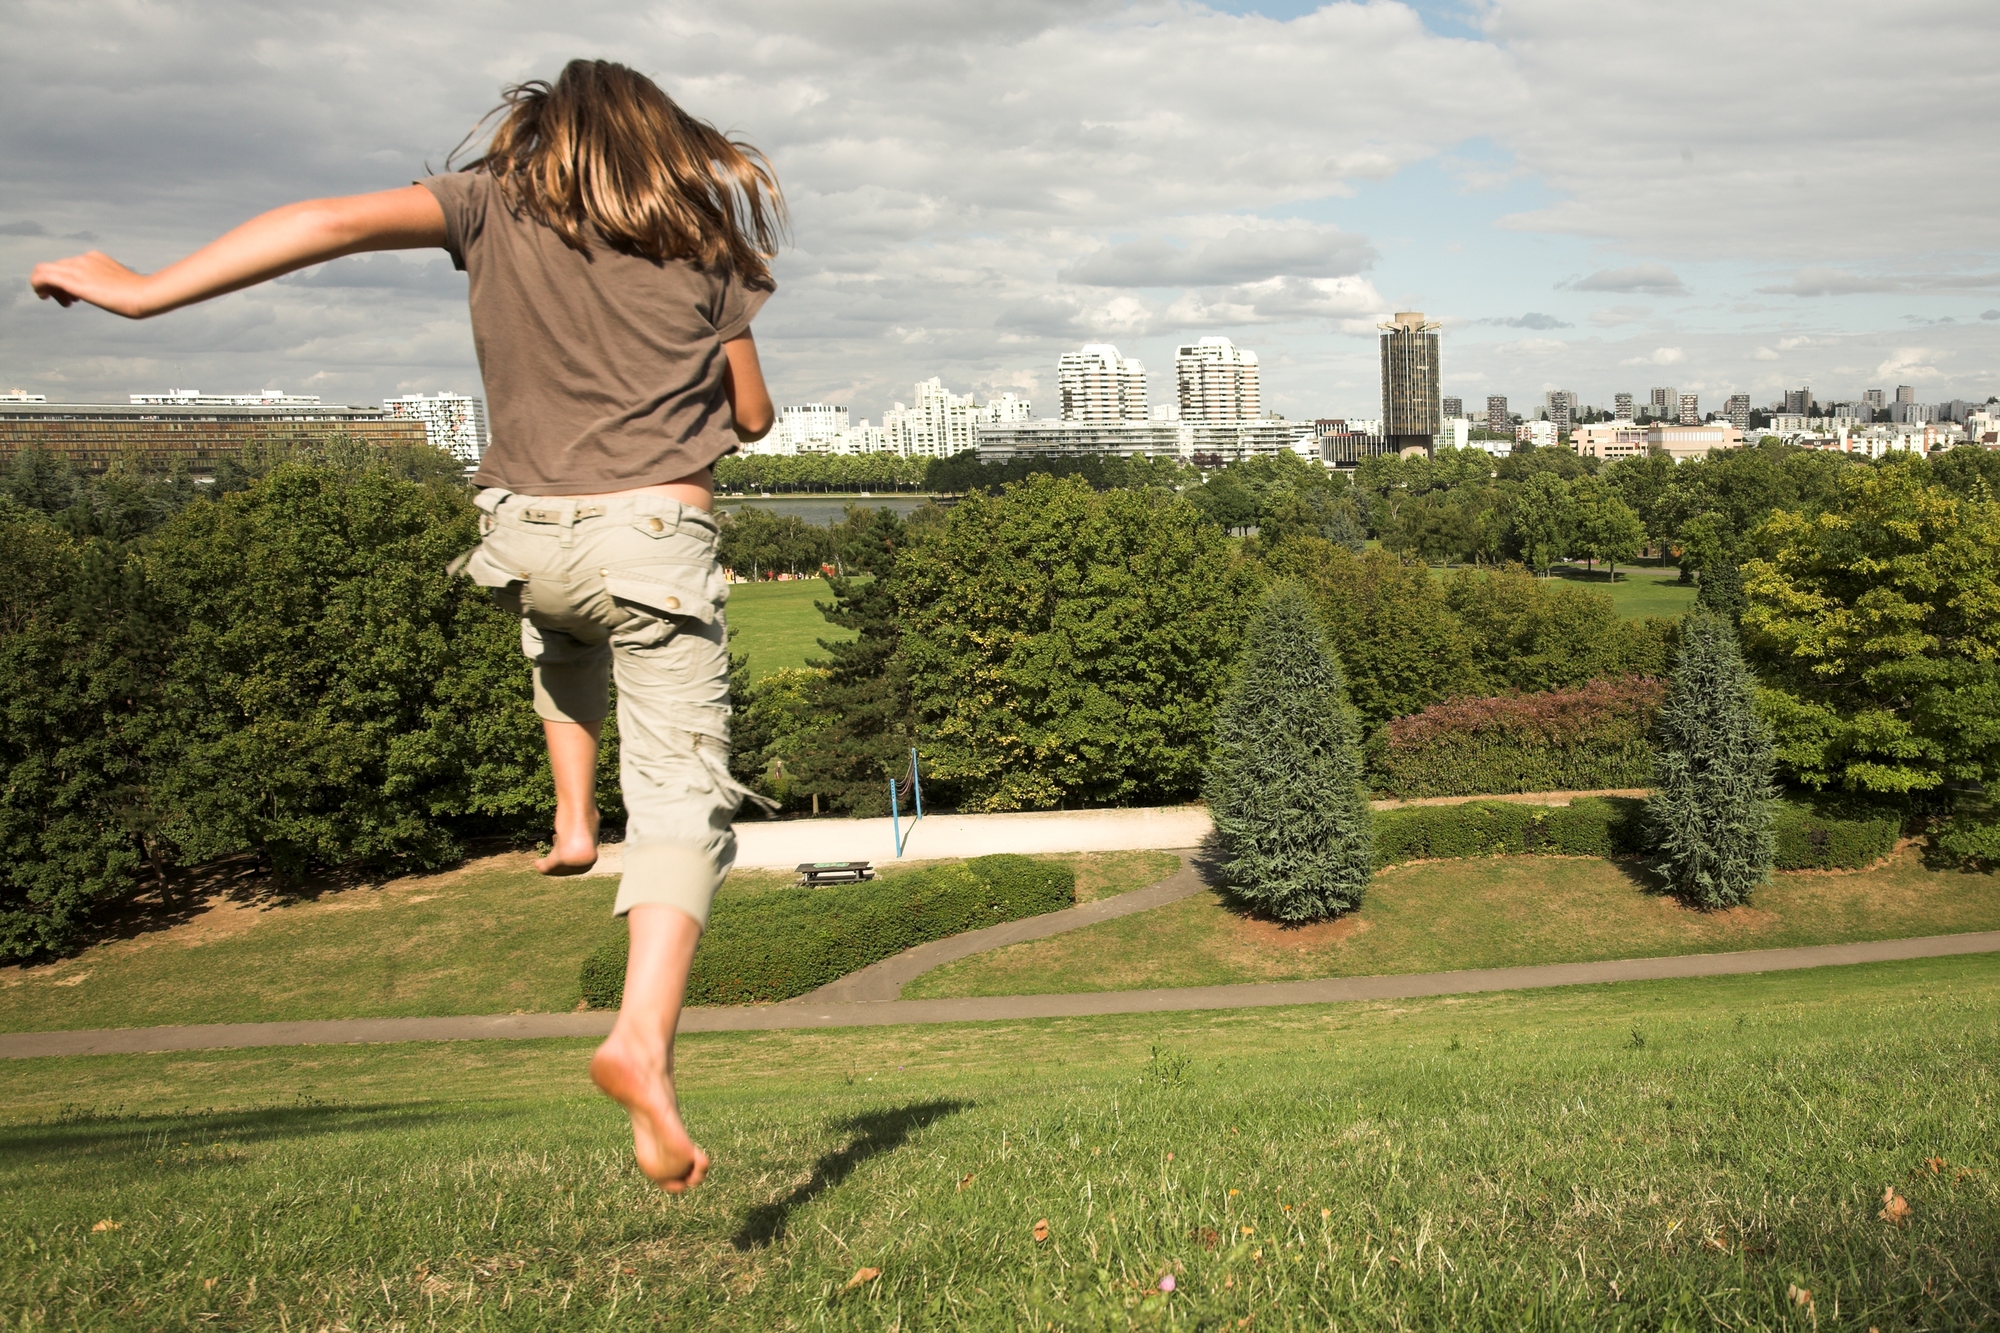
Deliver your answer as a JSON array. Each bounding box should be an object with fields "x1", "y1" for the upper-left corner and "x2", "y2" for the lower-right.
[{"x1": 558, "y1": 501, "x2": 576, "y2": 549}]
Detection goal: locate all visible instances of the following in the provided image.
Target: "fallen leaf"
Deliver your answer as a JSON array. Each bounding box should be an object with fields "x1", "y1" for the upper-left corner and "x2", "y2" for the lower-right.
[
  {"x1": 90, "y1": 1220, "x2": 120, "y2": 1233},
  {"x1": 1788, "y1": 1284, "x2": 1813, "y2": 1307},
  {"x1": 1195, "y1": 1227, "x2": 1220, "y2": 1250},
  {"x1": 203, "y1": 1278, "x2": 217, "y2": 1292},
  {"x1": 1320, "y1": 1208, "x2": 1332, "y2": 1219},
  {"x1": 1925, "y1": 1156, "x2": 1945, "y2": 1174},
  {"x1": 1240, "y1": 1225, "x2": 1254, "y2": 1236},
  {"x1": 1228, "y1": 1188, "x2": 1240, "y2": 1197},
  {"x1": 843, "y1": 1267, "x2": 880, "y2": 1292},
  {"x1": 957, "y1": 1173, "x2": 975, "y2": 1192},
  {"x1": 1879, "y1": 1186, "x2": 1912, "y2": 1226},
  {"x1": 1032, "y1": 1219, "x2": 1050, "y2": 1243}
]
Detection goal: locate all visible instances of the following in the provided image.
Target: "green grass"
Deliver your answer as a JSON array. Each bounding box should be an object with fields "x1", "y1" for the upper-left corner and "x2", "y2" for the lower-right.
[
  {"x1": 1549, "y1": 567, "x2": 1698, "y2": 619},
  {"x1": 1425, "y1": 565, "x2": 1696, "y2": 620},
  {"x1": 0, "y1": 853, "x2": 1175, "y2": 1035},
  {"x1": 905, "y1": 848, "x2": 2000, "y2": 999},
  {"x1": 4, "y1": 955, "x2": 1997, "y2": 1328},
  {"x1": 726, "y1": 578, "x2": 855, "y2": 682}
]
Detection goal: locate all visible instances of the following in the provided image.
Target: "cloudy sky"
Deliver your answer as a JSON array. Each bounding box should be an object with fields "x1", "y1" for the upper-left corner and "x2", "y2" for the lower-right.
[{"x1": 4, "y1": 0, "x2": 1998, "y2": 422}]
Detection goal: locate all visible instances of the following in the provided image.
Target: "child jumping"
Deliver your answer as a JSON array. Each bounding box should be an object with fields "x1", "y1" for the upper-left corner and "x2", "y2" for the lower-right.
[{"x1": 30, "y1": 59, "x2": 784, "y2": 1193}]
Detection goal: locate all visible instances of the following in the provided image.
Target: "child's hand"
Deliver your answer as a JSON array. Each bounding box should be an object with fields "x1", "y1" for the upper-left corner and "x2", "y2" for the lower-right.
[{"x1": 31, "y1": 252, "x2": 152, "y2": 317}]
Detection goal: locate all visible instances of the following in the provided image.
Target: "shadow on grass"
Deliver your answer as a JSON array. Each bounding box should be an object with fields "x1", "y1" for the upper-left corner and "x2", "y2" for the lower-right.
[
  {"x1": 731, "y1": 1099, "x2": 970, "y2": 1249},
  {"x1": 0, "y1": 1099, "x2": 482, "y2": 1160}
]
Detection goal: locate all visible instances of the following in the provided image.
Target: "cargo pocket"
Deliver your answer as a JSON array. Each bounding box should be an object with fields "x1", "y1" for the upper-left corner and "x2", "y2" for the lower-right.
[{"x1": 602, "y1": 564, "x2": 720, "y2": 624}]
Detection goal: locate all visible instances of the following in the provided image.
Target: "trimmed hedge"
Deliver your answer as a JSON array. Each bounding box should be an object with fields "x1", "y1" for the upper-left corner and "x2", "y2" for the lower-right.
[
  {"x1": 1771, "y1": 799, "x2": 1901, "y2": 871},
  {"x1": 1372, "y1": 677, "x2": 1664, "y2": 799},
  {"x1": 1373, "y1": 797, "x2": 1646, "y2": 867},
  {"x1": 580, "y1": 853, "x2": 1074, "y2": 1008},
  {"x1": 1372, "y1": 794, "x2": 1900, "y2": 873}
]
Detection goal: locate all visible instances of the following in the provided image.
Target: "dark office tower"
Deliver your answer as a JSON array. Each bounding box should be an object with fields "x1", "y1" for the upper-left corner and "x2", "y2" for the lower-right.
[
  {"x1": 1545, "y1": 389, "x2": 1576, "y2": 436},
  {"x1": 1379, "y1": 311, "x2": 1441, "y2": 454},
  {"x1": 1486, "y1": 395, "x2": 1509, "y2": 434},
  {"x1": 1726, "y1": 394, "x2": 1750, "y2": 429},
  {"x1": 1649, "y1": 386, "x2": 1678, "y2": 419},
  {"x1": 1784, "y1": 386, "x2": 1812, "y2": 415},
  {"x1": 1615, "y1": 392, "x2": 1634, "y2": 421},
  {"x1": 1442, "y1": 395, "x2": 1463, "y2": 420}
]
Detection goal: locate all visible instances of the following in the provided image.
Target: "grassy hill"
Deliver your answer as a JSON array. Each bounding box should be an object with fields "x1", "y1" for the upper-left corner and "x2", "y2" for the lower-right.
[{"x1": 6, "y1": 954, "x2": 1996, "y2": 1328}]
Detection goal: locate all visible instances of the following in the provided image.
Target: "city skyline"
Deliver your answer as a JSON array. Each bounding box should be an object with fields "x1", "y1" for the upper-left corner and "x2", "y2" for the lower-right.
[{"x1": 2, "y1": 1, "x2": 1997, "y2": 422}]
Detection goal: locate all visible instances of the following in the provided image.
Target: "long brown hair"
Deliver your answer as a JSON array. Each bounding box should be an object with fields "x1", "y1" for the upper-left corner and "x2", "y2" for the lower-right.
[{"x1": 453, "y1": 60, "x2": 785, "y2": 285}]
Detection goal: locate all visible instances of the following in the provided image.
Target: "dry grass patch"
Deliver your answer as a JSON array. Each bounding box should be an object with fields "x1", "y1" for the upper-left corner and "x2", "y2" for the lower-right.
[{"x1": 904, "y1": 846, "x2": 2000, "y2": 999}]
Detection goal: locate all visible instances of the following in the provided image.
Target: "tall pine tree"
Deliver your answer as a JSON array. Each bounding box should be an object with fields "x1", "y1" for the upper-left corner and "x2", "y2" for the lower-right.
[
  {"x1": 1204, "y1": 583, "x2": 1373, "y2": 921},
  {"x1": 1645, "y1": 607, "x2": 1776, "y2": 907}
]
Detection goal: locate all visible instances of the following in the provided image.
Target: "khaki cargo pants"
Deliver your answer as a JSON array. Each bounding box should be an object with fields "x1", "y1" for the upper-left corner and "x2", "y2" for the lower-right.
[{"x1": 454, "y1": 488, "x2": 756, "y2": 929}]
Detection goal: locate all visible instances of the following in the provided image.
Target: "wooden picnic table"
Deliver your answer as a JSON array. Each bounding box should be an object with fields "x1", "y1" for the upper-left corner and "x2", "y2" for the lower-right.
[{"x1": 796, "y1": 861, "x2": 876, "y2": 886}]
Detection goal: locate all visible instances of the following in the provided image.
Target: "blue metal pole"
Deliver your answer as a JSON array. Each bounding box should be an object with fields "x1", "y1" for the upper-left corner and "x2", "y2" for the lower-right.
[
  {"x1": 890, "y1": 776, "x2": 902, "y2": 857},
  {"x1": 911, "y1": 747, "x2": 923, "y2": 820}
]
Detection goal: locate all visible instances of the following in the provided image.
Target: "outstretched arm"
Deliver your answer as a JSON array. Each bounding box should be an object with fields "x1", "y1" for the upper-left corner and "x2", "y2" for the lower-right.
[{"x1": 29, "y1": 185, "x2": 447, "y2": 320}]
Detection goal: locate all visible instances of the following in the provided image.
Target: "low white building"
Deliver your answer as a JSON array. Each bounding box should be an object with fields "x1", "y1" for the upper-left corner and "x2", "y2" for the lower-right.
[
  {"x1": 975, "y1": 417, "x2": 1314, "y2": 467},
  {"x1": 1516, "y1": 419, "x2": 1559, "y2": 448},
  {"x1": 132, "y1": 389, "x2": 323, "y2": 407}
]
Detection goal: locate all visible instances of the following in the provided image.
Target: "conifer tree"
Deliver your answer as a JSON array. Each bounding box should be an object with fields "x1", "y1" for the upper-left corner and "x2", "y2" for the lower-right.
[
  {"x1": 1644, "y1": 608, "x2": 1775, "y2": 907},
  {"x1": 1204, "y1": 583, "x2": 1373, "y2": 921}
]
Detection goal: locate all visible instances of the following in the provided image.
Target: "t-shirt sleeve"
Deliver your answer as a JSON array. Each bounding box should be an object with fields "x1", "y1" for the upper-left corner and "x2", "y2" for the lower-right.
[
  {"x1": 418, "y1": 172, "x2": 485, "y2": 271},
  {"x1": 713, "y1": 268, "x2": 774, "y2": 342}
]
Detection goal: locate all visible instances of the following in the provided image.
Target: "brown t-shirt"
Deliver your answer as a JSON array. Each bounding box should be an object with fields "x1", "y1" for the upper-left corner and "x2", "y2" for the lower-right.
[{"x1": 422, "y1": 170, "x2": 773, "y2": 496}]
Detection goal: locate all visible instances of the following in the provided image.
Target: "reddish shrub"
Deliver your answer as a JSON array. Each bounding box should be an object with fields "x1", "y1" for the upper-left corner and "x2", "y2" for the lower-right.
[{"x1": 1374, "y1": 676, "x2": 1665, "y2": 798}]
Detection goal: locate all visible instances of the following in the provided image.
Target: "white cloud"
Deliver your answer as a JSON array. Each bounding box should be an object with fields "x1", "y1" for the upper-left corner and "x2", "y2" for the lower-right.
[
  {"x1": 1875, "y1": 348, "x2": 1947, "y2": 383},
  {"x1": 1753, "y1": 346, "x2": 1780, "y2": 360},
  {"x1": 1061, "y1": 223, "x2": 1376, "y2": 288},
  {"x1": 1620, "y1": 347, "x2": 1685, "y2": 366},
  {"x1": 1562, "y1": 264, "x2": 1687, "y2": 296},
  {"x1": 3, "y1": 0, "x2": 1998, "y2": 416}
]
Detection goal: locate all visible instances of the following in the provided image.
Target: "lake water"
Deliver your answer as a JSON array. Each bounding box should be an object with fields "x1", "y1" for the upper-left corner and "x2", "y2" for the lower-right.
[{"x1": 714, "y1": 494, "x2": 936, "y2": 525}]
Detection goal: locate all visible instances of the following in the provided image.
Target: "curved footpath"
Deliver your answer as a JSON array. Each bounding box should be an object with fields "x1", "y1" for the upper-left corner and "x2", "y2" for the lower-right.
[{"x1": 8, "y1": 927, "x2": 1999, "y2": 1061}]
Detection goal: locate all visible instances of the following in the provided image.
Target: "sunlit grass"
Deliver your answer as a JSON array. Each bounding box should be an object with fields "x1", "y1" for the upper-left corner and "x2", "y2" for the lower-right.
[
  {"x1": 906, "y1": 847, "x2": 2000, "y2": 1000},
  {"x1": 726, "y1": 577, "x2": 854, "y2": 681},
  {"x1": 5, "y1": 954, "x2": 1996, "y2": 1329},
  {"x1": 0, "y1": 852, "x2": 1175, "y2": 1035}
]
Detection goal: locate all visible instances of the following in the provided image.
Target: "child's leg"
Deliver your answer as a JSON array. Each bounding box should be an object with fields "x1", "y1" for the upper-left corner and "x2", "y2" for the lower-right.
[
  {"x1": 588, "y1": 903, "x2": 709, "y2": 1191},
  {"x1": 535, "y1": 718, "x2": 603, "y2": 875}
]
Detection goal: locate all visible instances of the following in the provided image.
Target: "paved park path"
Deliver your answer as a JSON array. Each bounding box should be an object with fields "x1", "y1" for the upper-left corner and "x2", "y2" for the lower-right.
[
  {"x1": 588, "y1": 791, "x2": 1651, "y2": 873},
  {"x1": 8, "y1": 928, "x2": 1997, "y2": 1060}
]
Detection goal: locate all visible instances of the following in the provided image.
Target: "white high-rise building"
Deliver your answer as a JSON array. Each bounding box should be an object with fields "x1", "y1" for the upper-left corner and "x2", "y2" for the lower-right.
[
  {"x1": 382, "y1": 392, "x2": 488, "y2": 462},
  {"x1": 771, "y1": 403, "x2": 850, "y2": 452},
  {"x1": 1679, "y1": 392, "x2": 1701, "y2": 426},
  {"x1": 1058, "y1": 345, "x2": 1147, "y2": 423},
  {"x1": 883, "y1": 378, "x2": 980, "y2": 459},
  {"x1": 1176, "y1": 337, "x2": 1262, "y2": 422}
]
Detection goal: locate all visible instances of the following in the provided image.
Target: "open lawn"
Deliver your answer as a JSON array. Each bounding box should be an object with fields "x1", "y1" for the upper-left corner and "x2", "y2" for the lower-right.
[
  {"x1": 725, "y1": 578, "x2": 854, "y2": 682},
  {"x1": 1426, "y1": 564, "x2": 1696, "y2": 620},
  {"x1": 0, "y1": 852, "x2": 1176, "y2": 1035},
  {"x1": 1549, "y1": 567, "x2": 1699, "y2": 619},
  {"x1": 4, "y1": 955, "x2": 1996, "y2": 1328},
  {"x1": 905, "y1": 847, "x2": 2000, "y2": 999}
]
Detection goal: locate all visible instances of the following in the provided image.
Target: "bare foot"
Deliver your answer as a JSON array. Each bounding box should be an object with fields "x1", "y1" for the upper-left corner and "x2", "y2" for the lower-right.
[
  {"x1": 535, "y1": 807, "x2": 600, "y2": 876},
  {"x1": 590, "y1": 1031, "x2": 709, "y2": 1192}
]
